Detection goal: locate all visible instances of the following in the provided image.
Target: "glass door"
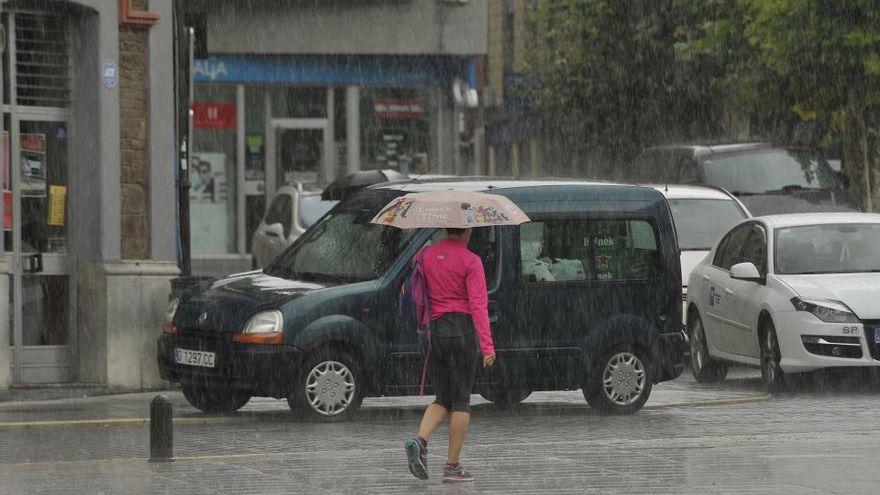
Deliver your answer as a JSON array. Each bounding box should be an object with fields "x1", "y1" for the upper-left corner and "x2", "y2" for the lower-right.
[
  {"x1": 5, "y1": 115, "x2": 72, "y2": 384},
  {"x1": 265, "y1": 118, "x2": 329, "y2": 201}
]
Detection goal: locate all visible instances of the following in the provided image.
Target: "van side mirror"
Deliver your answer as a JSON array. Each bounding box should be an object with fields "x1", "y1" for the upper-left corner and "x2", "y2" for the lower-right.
[{"x1": 730, "y1": 262, "x2": 762, "y2": 282}]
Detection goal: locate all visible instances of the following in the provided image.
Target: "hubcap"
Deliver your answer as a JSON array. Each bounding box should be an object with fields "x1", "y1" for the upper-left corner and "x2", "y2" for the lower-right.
[
  {"x1": 690, "y1": 320, "x2": 705, "y2": 372},
  {"x1": 602, "y1": 352, "x2": 646, "y2": 406},
  {"x1": 763, "y1": 332, "x2": 778, "y2": 382},
  {"x1": 305, "y1": 360, "x2": 356, "y2": 416}
]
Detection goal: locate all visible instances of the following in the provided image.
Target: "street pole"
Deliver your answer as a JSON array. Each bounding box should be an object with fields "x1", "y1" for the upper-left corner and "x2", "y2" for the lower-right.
[{"x1": 172, "y1": 0, "x2": 192, "y2": 277}]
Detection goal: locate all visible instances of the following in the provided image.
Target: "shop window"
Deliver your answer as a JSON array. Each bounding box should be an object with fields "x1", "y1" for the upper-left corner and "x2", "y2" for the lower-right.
[
  {"x1": 361, "y1": 87, "x2": 438, "y2": 174},
  {"x1": 192, "y1": 84, "x2": 238, "y2": 255},
  {"x1": 520, "y1": 218, "x2": 661, "y2": 283}
]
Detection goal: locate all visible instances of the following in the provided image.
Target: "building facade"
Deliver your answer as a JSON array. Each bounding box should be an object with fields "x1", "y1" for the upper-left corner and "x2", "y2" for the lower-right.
[
  {"x1": 184, "y1": 0, "x2": 488, "y2": 276},
  {"x1": 0, "y1": 0, "x2": 178, "y2": 390}
]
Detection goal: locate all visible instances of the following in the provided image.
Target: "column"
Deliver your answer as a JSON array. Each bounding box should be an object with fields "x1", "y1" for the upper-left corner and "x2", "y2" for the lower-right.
[{"x1": 345, "y1": 86, "x2": 360, "y2": 174}]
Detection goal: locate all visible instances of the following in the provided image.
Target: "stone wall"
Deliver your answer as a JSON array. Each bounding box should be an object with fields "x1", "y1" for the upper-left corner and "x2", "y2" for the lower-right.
[{"x1": 119, "y1": 21, "x2": 150, "y2": 260}]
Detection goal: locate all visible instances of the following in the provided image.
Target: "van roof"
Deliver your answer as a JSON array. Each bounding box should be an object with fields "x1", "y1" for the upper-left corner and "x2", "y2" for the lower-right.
[{"x1": 369, "y1": 176, "x2": 669, "y2": 203}]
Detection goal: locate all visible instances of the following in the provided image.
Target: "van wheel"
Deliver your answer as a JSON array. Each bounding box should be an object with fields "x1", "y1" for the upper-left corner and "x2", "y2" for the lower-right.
[
  {"x1": 182, "y1": 384, "x2": 251, "y2": 413},
  {"x1": 760, "y1": 320, "x2": 786, "y2": 392},
  {"x1": 583, "y1": 346, "x2": 652, "y2": 415},
  {"x1": 689, "y1": 312, "x2": 728, "y2": 383},
  {"x1": 288, "y1": 348, "x2": 364, "y2": 421},
  {"x1": 479, "y1": 388, "x2": 531, "y2": 408}
]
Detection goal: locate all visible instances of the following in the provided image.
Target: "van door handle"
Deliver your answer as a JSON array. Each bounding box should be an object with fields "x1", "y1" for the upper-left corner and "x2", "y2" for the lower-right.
[
  {"x1": 725, "y1": 287, "x2": 734, "y2": 295},
  {"x1": 702, "y1": 275, "x2": 710, "y2": 282}
]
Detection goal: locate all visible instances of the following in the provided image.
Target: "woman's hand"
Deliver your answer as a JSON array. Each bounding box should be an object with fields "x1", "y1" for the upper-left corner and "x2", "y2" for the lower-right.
[{"x1": 483, "y1": 353, "x2": 496, "y2": 368}]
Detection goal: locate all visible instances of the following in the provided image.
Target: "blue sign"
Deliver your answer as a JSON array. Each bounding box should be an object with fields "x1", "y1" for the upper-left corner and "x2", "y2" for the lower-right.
[{"x1": 102, "y1": 60, "x2": 119, "y2": 89}]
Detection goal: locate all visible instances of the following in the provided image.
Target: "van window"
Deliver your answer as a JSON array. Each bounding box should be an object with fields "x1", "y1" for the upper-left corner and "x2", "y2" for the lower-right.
[{"x1": 519, "y1": 218, "x2": 662, "y2": 282}]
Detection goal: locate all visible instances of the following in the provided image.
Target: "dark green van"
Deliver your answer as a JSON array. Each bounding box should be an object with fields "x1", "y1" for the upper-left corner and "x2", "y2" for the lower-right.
[{"x1": 158, "y1": 179, "x2": 685, "y2": 419}]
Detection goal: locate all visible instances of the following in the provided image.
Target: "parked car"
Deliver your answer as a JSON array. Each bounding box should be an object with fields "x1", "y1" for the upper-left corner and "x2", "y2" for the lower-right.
[
  {"x1": 630, "y1": 143, "x2": 858, "y2": 215},
  {"x1": 650, "y1": 185, "x2": 751, "y2": 326},
  {"x1": 250, "y1": 182, "x2": 337, "y2": 268},
  {"x1": 686, "y1": 212, "x2": 880, "y2": 390},
  {"x1": 158, "y1": 179, "x2": 685, "y2": 419}
]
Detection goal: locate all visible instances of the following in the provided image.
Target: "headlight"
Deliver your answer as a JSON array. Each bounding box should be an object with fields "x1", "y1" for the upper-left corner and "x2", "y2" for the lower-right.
[
  {"x1": 233, "y1": 310, "x2": 284, "y2": 344},
  {"x1": 163, "y1": 298, "x2": 179, "y2": 334},
  {"x1": 790, "y1": 297, "x2": 858, "y2": 323}
]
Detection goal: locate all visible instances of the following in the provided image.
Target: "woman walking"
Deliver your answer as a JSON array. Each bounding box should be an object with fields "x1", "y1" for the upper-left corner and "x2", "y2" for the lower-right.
[{"x1": 404, "y1": 227, "x2": 496, "y2": 483}]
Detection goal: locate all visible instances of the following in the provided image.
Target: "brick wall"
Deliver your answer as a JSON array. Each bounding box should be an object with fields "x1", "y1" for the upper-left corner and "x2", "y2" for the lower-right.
[{"x1": 119, "y1": 24, "x2": 149, "y2": 260}]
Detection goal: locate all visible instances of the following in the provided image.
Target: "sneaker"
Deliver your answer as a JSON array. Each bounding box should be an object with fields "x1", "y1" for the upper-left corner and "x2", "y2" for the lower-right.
[
  {"x1": 404, "y1": 437, "x2": 429, "y2": 480},
  {"x1": 441, "y1": 463, "x2": 474, "y2": 483}
]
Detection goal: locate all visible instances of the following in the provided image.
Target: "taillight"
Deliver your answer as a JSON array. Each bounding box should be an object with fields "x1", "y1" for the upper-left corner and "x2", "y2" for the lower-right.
[
  {"x1": 163, "y1": 323, "x2": 178, "y2": 335},
  {"x1": 674, "y1": 261, "x2": 683, "y2": 326}
]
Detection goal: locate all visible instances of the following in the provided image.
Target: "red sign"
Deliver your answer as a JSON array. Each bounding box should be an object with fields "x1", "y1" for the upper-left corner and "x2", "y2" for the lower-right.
[
  {"x1": 372, "y1": 98, "x2": 424, "y2": 119},
  {"x1": 192, "y1": 103, "x2": 237, "y2": 129}
]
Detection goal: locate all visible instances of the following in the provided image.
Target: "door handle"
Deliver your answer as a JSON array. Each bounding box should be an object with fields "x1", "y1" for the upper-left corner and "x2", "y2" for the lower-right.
[
  {"x1": 725, "y1": 287, "x2": 734, "y2": 295},
  {"x1": 702, "y1": 274, "x2": 710, "y2": 281}
]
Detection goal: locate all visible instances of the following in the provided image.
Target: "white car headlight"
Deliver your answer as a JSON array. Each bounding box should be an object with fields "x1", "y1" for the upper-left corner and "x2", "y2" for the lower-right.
[
  {"x1": 164, "y1": 298, "x2": 179, "y2": 325},
  {"x1": 790, "y1": 297, "x2": 858, "y2": 323},
  {"x1": 242, "y1": 310, "x2": 284, "y2": 334}
]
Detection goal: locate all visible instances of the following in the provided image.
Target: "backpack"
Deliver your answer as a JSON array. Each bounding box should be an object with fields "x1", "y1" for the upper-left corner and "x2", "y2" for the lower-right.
[{"x1": 399, "y1": 249, "x2": 431, "y2": 335}]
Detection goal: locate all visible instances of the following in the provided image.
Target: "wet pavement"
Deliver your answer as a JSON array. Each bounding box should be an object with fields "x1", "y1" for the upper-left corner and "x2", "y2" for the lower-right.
[{"x1": 1, "y1": 369, "x2": 878, "y2": 494}]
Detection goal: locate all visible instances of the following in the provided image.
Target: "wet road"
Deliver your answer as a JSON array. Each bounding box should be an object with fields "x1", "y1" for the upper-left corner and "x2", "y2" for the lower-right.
[{"x1": 0, "y1": 370, "x2": 878, "y2": 494}]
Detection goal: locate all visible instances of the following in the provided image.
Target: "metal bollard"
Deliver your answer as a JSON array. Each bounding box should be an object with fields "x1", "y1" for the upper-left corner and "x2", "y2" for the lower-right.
[{"x1": 149, "y1": 394, "x2": 174, "y2": 462}]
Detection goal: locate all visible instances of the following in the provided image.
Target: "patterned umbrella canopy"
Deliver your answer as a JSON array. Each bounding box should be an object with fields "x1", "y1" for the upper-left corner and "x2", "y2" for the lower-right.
[{"x1": 370, "y1": 190, "x2": 530, "y2": 229}]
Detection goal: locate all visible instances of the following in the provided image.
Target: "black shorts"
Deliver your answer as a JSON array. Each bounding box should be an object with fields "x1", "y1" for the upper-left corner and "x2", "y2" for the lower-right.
[{"x1": 428, "y1": 313, "x2": 479, "y2": 413}]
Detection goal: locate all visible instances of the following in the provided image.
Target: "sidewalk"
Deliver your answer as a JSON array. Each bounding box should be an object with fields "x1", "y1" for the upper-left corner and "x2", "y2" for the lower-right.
[{"x1": 0, "y1": 369, "x2": 769, "y2": 428}]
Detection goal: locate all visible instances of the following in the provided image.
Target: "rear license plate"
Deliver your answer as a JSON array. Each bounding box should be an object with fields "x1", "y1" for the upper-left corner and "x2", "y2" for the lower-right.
[
  {"x1": 174, "y1": 348, "x2": 215, "y2": 368},
  {"x1": 875, "y1": 328, "x2": 880, "y2": 344}
]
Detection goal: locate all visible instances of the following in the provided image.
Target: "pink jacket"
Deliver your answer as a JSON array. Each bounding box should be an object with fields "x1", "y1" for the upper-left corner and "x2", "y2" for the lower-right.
[{"x1": 420, "y1": 238, "x2": 495, "y2": 355}]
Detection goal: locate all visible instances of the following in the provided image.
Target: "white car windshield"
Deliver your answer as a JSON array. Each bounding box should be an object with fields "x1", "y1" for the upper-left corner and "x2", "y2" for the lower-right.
[
  {"x1": 775, "y1": 223, "x2": 880, "y2": 274},
  {"x1": 668, "y1": 198, "x2": 747, "y2": 250}
]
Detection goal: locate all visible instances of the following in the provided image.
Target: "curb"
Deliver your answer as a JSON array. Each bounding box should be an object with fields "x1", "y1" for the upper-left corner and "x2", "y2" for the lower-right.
[{"x1": 0, "y1": 393, "x2": 771, "y2": 430}]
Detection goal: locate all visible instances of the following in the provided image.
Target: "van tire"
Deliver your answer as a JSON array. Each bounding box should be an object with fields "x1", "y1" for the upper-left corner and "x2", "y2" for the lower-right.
[
  {"x1": 479, "y1": 388, "x2": 531, "y2": 408},
  {"x1": 688, "y1": 312, "x2": 728, "y2": 383},
  {"x1": 583, "y1": 345, "x2": 652, "y2": 415},
  {"x1": 182, "y1": 384, "x2": 251, "y2": 413},
  {"x1": 288, "y1": 348, "x2": 364, "y2": 421}
]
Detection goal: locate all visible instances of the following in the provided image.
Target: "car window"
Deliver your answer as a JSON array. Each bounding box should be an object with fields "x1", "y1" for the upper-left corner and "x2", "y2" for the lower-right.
[
  {"x1": 713, "y1": 223, "x2": 751, "y2": 270},
  {"x1": 264, "y1": 193, "x2": 293, "y2": 237},
  {"x1": 702, "y1": 149, "x2": 840, "y2": 194},
  {"x1": 667, "y1": 198, "x2": 748, "y2": 250},
  {"x1": 731, "y1": 224, "x2": 767, "y2": 275},
  {"x1": 775, "y1": 223, "x2": 880, "y2": 274},
  {"x1": 520, "y1": 217, "x2": 661, "y2": 283},
  {"x1": 677, "y1": 156, "x2": 700, "y2": 183}
]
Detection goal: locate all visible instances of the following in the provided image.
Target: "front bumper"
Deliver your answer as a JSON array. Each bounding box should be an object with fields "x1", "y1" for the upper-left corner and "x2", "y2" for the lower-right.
[
  {"x1": 157, "y1": 330, "x2": 304, "y2": 398},
  {"x1": 774, "y1": 311, "x2": 880, "y2": 373},
  {"x1": 651, "y1": 329, "x2": 687, "y2": 383}
]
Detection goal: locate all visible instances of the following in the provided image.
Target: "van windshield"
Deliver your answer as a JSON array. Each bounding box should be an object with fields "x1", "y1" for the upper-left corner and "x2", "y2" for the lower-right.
[
  {"x1": 266, "y1": 194, "x2": 416, "y2": 283},
  {"x1": 702, "y1": 149, "x2": 839, "y2": 194}
]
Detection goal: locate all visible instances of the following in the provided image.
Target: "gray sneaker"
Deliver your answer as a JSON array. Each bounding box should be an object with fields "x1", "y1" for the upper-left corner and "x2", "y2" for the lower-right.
[
  {"x1": 441, "y1": 463, "x2": 474, "y2": 482},
  {"x1": 404, "y1": 438, "x2": 428, "y2": 480}
]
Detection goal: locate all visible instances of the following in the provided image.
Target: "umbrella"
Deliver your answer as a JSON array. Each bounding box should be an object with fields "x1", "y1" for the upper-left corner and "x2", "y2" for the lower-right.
[
  {"x1": 370, "y1": 190, "x2": 530, "y2": 229},
  {"x1": 321, "y1": 169, "x2": 409, "y2": 201}
]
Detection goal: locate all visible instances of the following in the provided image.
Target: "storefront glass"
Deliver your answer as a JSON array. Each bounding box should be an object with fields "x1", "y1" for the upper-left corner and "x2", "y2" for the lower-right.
[
  {"x1": 360, "y1": 87, "x2": 439, "y2": 174},
  {"x1": 192, "y1": 84, "x2": 238, "y2": 255}
]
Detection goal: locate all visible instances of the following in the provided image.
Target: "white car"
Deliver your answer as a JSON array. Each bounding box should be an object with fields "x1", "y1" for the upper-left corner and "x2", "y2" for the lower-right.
[
  {"x1": 651, "y1": 185, "x2": 751, "y2": 326},
  {"x1": 686, "y1": 213, "x2": 880, "y2": 390},
  {"x1": 251, "y1": 183, "x2": 337, "y2": 268}
]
